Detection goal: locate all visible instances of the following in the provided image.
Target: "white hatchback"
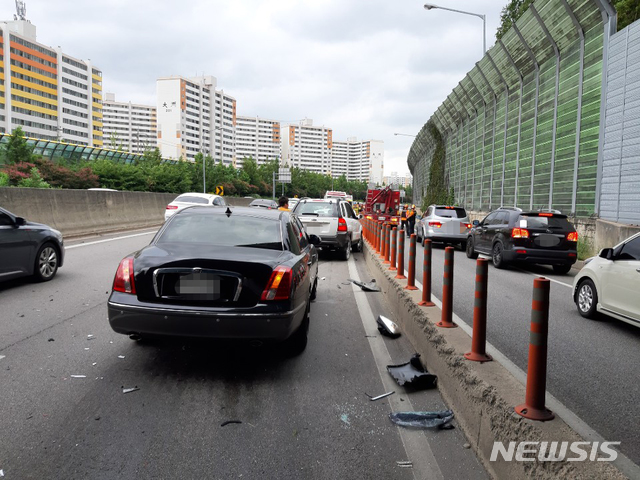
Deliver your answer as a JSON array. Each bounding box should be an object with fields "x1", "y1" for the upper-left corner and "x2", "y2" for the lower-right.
[
  {"x1": 573, "y1": 232, "x2": 640, "y2": 328},
  {"x1": 164, "y1": 193, "x2": 226, "y2": 221}
]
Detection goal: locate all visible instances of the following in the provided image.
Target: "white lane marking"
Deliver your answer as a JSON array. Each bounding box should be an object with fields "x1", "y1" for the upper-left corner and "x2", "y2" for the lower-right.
[
  {"x1": 65, "y1": 231, "x2": 156, "y2": 250},
  {"x1": 514, "y1": 268, "x2": 573, "y2": 289},
  {"x1": 348, "y1": 257, "x2": 444, "y2": 480},
  {"x1": 414, "y1": 277, "x2": 640, "y2": 479}
]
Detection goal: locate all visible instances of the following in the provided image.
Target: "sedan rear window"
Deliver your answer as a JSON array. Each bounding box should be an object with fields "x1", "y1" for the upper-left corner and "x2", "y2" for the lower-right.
[
  {"x1": 174, "y1": 195, "x2": 209, "y2": 204},
  {"x1": 295, "y1": 202, "x2": 340, "y2": 217},
  {"x1": 434, "y1": 207, "x2": 467, "y2": 218},
  {"x1": 158, "y1": 214, "x2": 283, "y2": 250}
]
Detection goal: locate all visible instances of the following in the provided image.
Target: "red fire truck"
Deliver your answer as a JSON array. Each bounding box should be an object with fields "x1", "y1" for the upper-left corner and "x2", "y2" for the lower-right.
[{"x1": 362, "y1": 186, "x2": 401, "y2": 225}]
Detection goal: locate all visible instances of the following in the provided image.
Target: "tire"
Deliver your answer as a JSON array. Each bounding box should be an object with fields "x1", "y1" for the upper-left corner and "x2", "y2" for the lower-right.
[
  {"x1": 340, "y1": 238, "x2": 352, "y2": 261},
  {"x1": 352, "y1": 236, "x2": 363, "y2": 252},
  {"x1": 553, "y1": 264, "x2": 572, "y2": 275},
  {"x1": 283, "y1": 304, "x2": 309, "y2": 356},
  {"x1": 492, "y1": 242, "x2": 507, "y2": 269},
  {"x1": 33, "y1": 243, "x2": 59, "y2": 282},
  {"x1": 310, "y1": 277, "x2": 318, "y2": 301},
  {"x1": 416, "y1": 226, "x2": 423, "y2": 243},
  {"x1": 576, "y1": 279, "x2": 598, "y2": 318},
  {"x1": 466, "y1": 238, "x2": 477, "y2": 259}
]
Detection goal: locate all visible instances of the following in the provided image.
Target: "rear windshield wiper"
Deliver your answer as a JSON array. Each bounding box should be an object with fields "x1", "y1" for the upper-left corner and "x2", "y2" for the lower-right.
[{"x1": 302, "y1": 212, "x2": 319, "y2": 216}]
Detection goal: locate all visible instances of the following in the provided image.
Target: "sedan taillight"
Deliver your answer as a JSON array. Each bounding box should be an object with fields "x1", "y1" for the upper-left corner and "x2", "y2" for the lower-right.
[
  {"x1": 338, "y1": 217, "x2": 348, "y2": 232},
  {"x1": 512, "y1": 227, "x2": 529, "y2": 239},
  {"x1": 166, "y1": 205, "x2": 178, "y2": 210},
  {"x1": 113, "y1": 256, "x2": 136, "y2": 294},
  {"x1": 261, "y1": 266, "x2": 292, "y2": 301},
  {"x1": 567, "y1": 232, "x2": 578, "y2": 242}
]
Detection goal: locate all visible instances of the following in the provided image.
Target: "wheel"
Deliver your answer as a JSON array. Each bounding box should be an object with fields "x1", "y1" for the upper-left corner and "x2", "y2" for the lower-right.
[
  {"x1": 283, "y1": 304, "x2": 309, "y2": 356},
  {"x1": 553, "y1": 264, "x2": 572, "y2": 275},
  {"x1": 492, "y1": 242, "x2": 506, "y2": 269},
  {"x1": 466, "y1": 238, "x2": 478, "y2": 259},
  {"x1": 310, "y1": 277, "x2": 318, "y2": 301},
  {"x1": 576, "y1": 279, "x2": 598, "y2": 318},
  {"x1": 34, "y1": 243, "x2": 59, "y2": 282},
  {"x1": 341, "y1": 238, "x2": 352, "y2": 261},
  {"x1": 416, "y1": 226, "x2": 423, "y2": 243},
  {"x1": 352, "y1": 235, "x2": 363, "y2": 252}
]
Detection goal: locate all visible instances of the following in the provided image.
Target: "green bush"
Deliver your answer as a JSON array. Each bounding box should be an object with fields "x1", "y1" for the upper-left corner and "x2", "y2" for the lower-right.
[
  {"x1": 0, "y1": 171, "x2": 9, "y2": 187},
  {"x1": 17, "y1": 167, "x2": 51, "y2": 188}
]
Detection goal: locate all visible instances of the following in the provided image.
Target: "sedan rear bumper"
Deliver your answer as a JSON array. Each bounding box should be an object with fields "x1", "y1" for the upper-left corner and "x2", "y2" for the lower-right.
[{"x1": 107, "y1": 294, "x2": 306, "y2": 341}]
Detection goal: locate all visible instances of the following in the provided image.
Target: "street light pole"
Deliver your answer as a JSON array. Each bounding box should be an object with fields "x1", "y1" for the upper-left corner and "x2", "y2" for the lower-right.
[{"x1": 424, "y1": 3, "x2": 486, "y2": 54}]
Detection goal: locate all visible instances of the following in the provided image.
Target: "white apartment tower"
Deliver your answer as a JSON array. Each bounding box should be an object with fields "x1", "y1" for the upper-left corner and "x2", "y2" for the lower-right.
[
  {"x1": 331, "y1": 137, "x2": 384, "y2": 183},
  {"x1": 281, "y1": 119, "x2": 332, "y2": 174},
  {"x1": 156, "y1": 75, "x2": 236, "y2": 163},
  {"x1": 235, "y1": 115, "x2": 281, "y2": 167},
  {"x1": 103, "y1": 93, "x2": 157, "y2": 153},
  {"x1": 0, "y1": 19, "x2": 103, "y2": 146}
]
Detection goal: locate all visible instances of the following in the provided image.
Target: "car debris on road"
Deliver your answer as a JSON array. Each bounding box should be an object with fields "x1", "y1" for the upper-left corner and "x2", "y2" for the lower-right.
[
  {"x1": 387, "y1": 354, "x2": 437, "y2": 388},
  {"x1": 389, "y1": 410, "x2": 454, "y2": 429}
]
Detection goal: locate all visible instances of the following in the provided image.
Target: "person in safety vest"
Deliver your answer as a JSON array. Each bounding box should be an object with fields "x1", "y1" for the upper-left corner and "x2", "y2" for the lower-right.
[
  {"x1": 400, "y1": 204, "x2": 408, "y2": 235},
  {"x1": 406, "y1": 204, "x2": 417, "y2": 236}
]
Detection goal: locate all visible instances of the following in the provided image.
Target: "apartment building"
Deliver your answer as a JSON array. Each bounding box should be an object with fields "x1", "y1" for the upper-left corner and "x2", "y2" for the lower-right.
[
  {"x1": 281, "y1": 119, "x2": 332, "y2": 175},
  {"x1": 331, "y1": 137, "x2": 384, "y2": 183},
  {"x1": 383, "y1": 172, "x2": 413, "y2": 188},
  {"x1": 103, "y1": 93, "x2": 156, "y2": 153},
  {"x1": 0, "y1": 19, "x2": 103, "y2": 146},
  {"x1": 156, "y1": 75, "x2": 236, "y2": 163},
  {"x1": 235, "y1": 115, "x2": 280, "y2": 167}
]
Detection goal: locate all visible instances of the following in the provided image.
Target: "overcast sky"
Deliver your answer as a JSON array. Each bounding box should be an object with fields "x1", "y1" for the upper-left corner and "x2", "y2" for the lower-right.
[{"x1": 5, "y1": 0, "x2": 505, "y2": 175}]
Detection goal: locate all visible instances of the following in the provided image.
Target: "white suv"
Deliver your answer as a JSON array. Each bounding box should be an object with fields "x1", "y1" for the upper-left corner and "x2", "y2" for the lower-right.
[{"x1": 573, "y1": 232, "x2": 640, "y2": 328}]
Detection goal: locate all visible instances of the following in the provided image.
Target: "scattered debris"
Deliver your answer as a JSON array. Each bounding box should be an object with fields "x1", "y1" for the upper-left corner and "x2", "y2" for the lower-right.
[
  {"x1": 48, "y1": 338, "x2": 55, "y2": 342},
  {"x1": 70, "y1": 375, "x2": 86, "y2": 378},
  {"x1": 221, "y1": 420, "x2": 242, "y2": 427},
  {"x1": 92, "y1": 363, "x2": 97, "y2": 366},
  {"x1": 84, "y1": 348, "x2": 90, "y2": 351},
  {"x1": 387, "y1": 354, "x2": 437, "y2": 388},
  {"x1": 340, "y1": 414, "x2": 350, "y2": 426},
  {"x1": 396, "y1": 461, "x2": 413, "y2": 468},
  {"x1": 347, "y1": 278, "x2": 381, "y2": 292},
  {"x1": 463, "y1": 443, "x2": 471, "y2": 449},
  {"x1": 337, "y1": 285, "x2": 341, "y2": 289},
  {"x1": 0, "y1": 468, "x2": 4, "y2": 476},
  {"x1": 365, "y1": 391, "x2": 395, "y2": 401},
  {"x1": 341, "y1": 281, "x2": 351, "y2": 285},
  {"x1": 122, "y1": 386, "x2": 139, "y2": 394},
  {"x1": 321, "y1": 277, "x2": 326, "y2": 280},
  {"x1": 95, "y1": 416, "x2": 101, "y2": 421},
  {"x1": 87, "y1": 335, "x2": 95, "y2": 340},
  {"x1": 389, "y1": 410, "x2": 454, "y2": 429},
  {"x1": 377, "y1": 315, "x2": 401, "y2": 338},
  {"x1": 117, "y1": 355, "x2": 125, "y2": 359}
]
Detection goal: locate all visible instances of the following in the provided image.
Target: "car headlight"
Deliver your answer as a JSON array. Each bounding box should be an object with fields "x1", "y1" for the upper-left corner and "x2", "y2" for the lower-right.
[{"x1": 583, "y1": 257, "x2": 594, "y2": 266}]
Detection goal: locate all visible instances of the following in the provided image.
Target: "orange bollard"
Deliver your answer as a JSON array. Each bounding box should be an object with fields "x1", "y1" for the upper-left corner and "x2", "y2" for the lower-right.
[
  {"x1": 465, "y1": 258, "x2": 492, "y2": 362},
  {"x1": 380, "y1": 223, "x2": 387, "y2": 260},
  {"x1": 374, "y1": 222, "x2": 380, "y2": 253},
  {"x1": 437, "y1": 246, "x2": 457, "y2": 328},
  {"x1": 419, "y1": 239, "x2": 435, "y2": 306},
  {"x1": 383, "y1": 224, "x2": 391, "y2": 264},
  {"x1": 389, "y1": 227, "x2": 397, "y2": 271},
  {"x1": 515, "y1": 278, "x2": 555, "y2": 421},
  {"x1": 405, "y1": 234, "x2": 418, "y2": 290},
  {"x1": 395, "y1": 229, "x2": 406, "y2": 279}
]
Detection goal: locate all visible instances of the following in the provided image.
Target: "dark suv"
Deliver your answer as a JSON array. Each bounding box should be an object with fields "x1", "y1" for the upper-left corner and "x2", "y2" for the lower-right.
[{"x1": 465, "y1": 208, "x2": 578, "y2": 274}]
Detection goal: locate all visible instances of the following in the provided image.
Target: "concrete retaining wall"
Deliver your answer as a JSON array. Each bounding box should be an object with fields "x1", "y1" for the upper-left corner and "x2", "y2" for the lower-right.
[
  {"x1": 0, "y1": 188, "x2": 257, "y2": 237},
  {"x1": 363, "y1": 244, "x2": 627, "y2": 480}
]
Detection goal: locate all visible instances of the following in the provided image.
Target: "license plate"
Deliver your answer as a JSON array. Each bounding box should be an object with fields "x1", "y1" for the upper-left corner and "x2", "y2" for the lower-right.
[
  {"x1": 535, "y1": 235, "x2": 560, "y2": 248},
  {"x1": 177, "y1": 272, "x2": 220, "y2": 298},
  {"x1": 378, "y1": 216, "x2": 386, "y2": 220}
]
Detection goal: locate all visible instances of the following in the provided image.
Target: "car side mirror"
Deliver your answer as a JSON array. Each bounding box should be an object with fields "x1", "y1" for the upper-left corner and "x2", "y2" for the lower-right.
[
  {"x1": 14, "y1": 217, "x2": 26, "y2": 227},
  {"x1": 308, "y1": 234, "x2": 321, "y2": 246},
  {"x1": 472, "y1": 219, "x2": 479, "y2": 227},
  {"x1": 599, "y1": 248, "x2": 613, "y2": 260}
]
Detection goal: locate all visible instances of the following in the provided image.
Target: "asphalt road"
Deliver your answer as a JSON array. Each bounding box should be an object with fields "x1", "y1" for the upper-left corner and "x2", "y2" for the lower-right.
[
  {"x1": 396, "y1": 235, "x2": 640, "y2": 466},
  {"x1": 0, "y1": 230, "x2": 486, "y2": 480}
]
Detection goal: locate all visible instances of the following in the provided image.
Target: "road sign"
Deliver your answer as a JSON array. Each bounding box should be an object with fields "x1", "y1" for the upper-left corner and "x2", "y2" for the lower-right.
[
  {"x1": 278, "y1": 167, "x2": 291, "y2": 183},
  {"x1": 215, "y1": 185, "x2": 224, "y2": 196}
]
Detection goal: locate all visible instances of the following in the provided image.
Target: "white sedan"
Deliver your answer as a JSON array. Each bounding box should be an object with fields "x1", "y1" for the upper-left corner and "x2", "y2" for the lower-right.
[
  {"x1": 573, "y1": 232, "x2": 640, "y2": 328},
  {"x1": 164, "y1": 193, "x2": 226, "y2": 221}
]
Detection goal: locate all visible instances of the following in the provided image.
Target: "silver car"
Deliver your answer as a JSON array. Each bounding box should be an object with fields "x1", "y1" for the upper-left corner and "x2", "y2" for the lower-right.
[{"x1": 416, "y1": 205, "x2": 471, "y2": 248}]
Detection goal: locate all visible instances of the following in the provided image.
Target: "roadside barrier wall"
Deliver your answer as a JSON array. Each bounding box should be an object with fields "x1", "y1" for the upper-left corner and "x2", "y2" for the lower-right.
[{"x1": 0, "y1": 188, "x2": 254, "y2": 237}]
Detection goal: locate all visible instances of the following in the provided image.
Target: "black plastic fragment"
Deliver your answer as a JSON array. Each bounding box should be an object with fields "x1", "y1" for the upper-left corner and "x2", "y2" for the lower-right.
[
  {"x1": 387, "y1": 354, "x2": 437, "y2": 388},
  {"x1": 347, "y1": 278, "x2": 381, "y2": 292},
  {"x1": 221, "y1": 420, "x2": 242, "y2": 427},
  {"x1": 389, "y1": 410, "x2": 454, "y2": 429}
]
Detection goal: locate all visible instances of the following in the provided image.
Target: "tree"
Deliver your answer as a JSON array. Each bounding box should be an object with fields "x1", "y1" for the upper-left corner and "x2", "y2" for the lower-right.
[
  {"x1": 614, "y1": 0, "x2": 640, "y2": 30},
  {"x1": 1, "y1": 127, "x2": 35, "y2": 164},
  {"x1": 495, "y1": 0, "x2": 534, "y2": 41}
]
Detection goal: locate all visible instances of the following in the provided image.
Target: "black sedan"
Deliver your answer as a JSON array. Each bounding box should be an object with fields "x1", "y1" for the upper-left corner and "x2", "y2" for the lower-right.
[
  {"x1": 0, "y1": 206, "x2": 64, "y2": 283},
  {"x1": 108, "y1": 206, "x2": 320, "y2": 354}
]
